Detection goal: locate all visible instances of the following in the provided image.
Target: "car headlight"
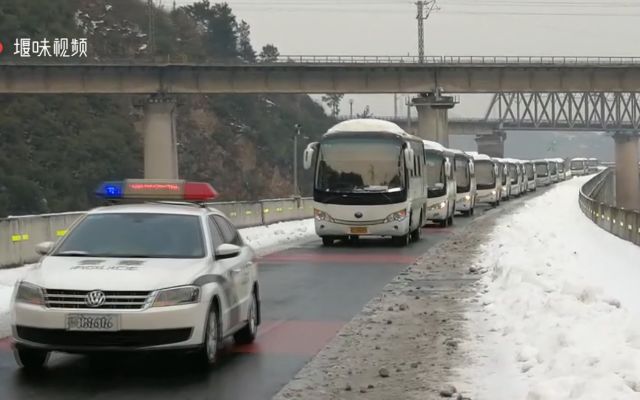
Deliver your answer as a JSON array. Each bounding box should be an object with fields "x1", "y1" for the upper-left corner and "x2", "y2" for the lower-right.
[
  {"x1": 14, "y1": 282, "x2": 45, "y2": 306},
  {"x1": 384, "y1": 209, "x2": 407, "y2": 223},
  {"x1": 152, "y1": 286, "x2": 200, "y2": 307},
  {"x1": 314, "y1": 209, "x2": 335, "y2": 222}
]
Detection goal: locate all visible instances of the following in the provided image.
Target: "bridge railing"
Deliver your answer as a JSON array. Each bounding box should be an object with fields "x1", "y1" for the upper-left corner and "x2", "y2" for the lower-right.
[
  {"x1": 0, "y1": 197, "x2": 314, "y2": 269},
  {"x1": 4, "y1": 55, "x2": 640, "y2": 66},
  {"x1": 579, "y1": 168, "x2": 640, "y2": 246}
]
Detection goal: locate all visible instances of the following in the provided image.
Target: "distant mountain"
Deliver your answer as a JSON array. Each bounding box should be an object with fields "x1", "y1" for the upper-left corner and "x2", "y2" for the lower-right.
[{"x1": 0, "y1": 0, "x2": 335, "y2": 217}]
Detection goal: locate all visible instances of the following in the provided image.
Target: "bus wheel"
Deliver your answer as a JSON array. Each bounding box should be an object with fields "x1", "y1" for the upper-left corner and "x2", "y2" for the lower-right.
[
  {"x1": 470, "y1": 207, "x2": 475, "y2": 216},
  {"x1": 322, "y1": 237, "x2": 334, "y2": 246},
  {"x1": 439, "y1": 218, "x2": 448, "y2": 228},
  {"x1": 410, "y1": 226, "x2": 421, "y2": 242}
]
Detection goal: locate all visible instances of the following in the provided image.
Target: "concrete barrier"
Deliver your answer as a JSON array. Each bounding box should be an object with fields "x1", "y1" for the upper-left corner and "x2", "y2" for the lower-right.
[
  {"x1": 0, "y1": 197, "x2": 313, "y2": 268},
  {"x1": 579, "y1": 168, "x2": 639, "y2": 247}
]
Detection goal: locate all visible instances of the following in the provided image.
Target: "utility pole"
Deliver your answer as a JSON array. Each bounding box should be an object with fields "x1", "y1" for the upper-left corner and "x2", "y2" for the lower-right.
[
  {"x1": 394, "y1": 94, "x2": 398, "y2": 119},
  {"x1": 148, "y1": 0, "x2": 156, "y2": 57},
  {"x1": 406, "y1": 96, "x2": 412, "y2": 132},
  {"x1": 349, "y1": 99, "x2": 354, "y2": 119},
  {"x1": 416, "y1": 1, "x2": 438, "y2": 63},
  {"x1": 293, "y1": 124, "x2": 302, "y2": 197}
]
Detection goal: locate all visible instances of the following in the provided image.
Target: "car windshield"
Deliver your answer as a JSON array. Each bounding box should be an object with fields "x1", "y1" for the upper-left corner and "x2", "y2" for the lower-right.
[
  {"x1": 54, "y1": 213, "x2": 206, "y2": 258},
  {"x1": 475, "y1": 160, "x2": 495, "y2": 188},
  {"x1": 316, "y1": 137, "x2": 404, "y2": 193},
  {"x1": 536, "y1": 162, "x2": 548, "y2": 177}
]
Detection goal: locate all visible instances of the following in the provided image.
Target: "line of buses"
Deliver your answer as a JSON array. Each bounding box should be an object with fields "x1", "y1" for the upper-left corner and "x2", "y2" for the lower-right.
[{"x1": 303, "y1": 119, "x2": 598, "y2": 246}]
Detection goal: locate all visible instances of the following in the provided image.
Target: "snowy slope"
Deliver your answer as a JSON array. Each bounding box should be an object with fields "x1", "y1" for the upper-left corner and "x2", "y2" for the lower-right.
[
  {"x1": 459, "y1": 177, "x2": 640, "y2": 399},
  {"x1": 0, "y1": 219, "x2": 316, "y2": 339}
]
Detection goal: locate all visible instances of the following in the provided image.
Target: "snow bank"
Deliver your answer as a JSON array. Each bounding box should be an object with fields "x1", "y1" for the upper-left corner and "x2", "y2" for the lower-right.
[
  {"x1": 460, "y1": 177, "x2": 640, "y2": 399},
  {"x1": 0, "y1": 219, "x2": 316, "y2": 338}
]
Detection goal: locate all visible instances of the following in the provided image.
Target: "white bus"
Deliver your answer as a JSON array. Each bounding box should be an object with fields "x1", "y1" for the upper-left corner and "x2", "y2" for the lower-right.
[
  {"x1": 547, "y1": 159, "x2": 559, "y2": 183},
  {"x1": 450, "y1": 149, "x2": 477, "y2": 217},
  {"x1": 472, "y1": 153, "x2": 501, "y2": 207},
  {"x1": 505, "y1": 158, "x2": 523, "y2": 197},
  {"x1": 304, "y1": 119, "x2": 428, "y2": 247},
  {"x1": 570, "y1": 157, "x2": 588, "y2": 176},
  {"x1": 587, "y1": 158, "x2": 599, "y2": 173},
  {"x1": 494, "y1": 158, "x2": 511, "y2": 200},
  {"x1": 551, "y1": 158, "x2": 566, "y2": 180},
  {"x1": 524, "y1": 161, "x2": 537, "y2": 191},
  {"x1": 423, "y1": 140, "x2": 457, "y2": 227},
  {"x1": 534, "y1": 159, "x2": 551, "y2": 187}
]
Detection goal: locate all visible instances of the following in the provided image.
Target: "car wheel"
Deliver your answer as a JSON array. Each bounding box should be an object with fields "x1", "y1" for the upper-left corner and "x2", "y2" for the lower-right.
[
  {"x1": 13, "y1": 345, "x2": 49, "y2": 370},
  {"x1": 234, "y1": 291, "x2": 258, "y2": 345},
  {"x1": 321, "y1": 237, "x2": 334, "y2": 246},
  {"x1": 196, "y1": 302, "x2": 222, "y2": 367}
]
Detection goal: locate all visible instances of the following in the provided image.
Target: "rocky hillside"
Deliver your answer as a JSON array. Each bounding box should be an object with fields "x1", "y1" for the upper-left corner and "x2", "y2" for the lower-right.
[{"x1": 0, "y1": 0, "x2": 335, "y2": 217}]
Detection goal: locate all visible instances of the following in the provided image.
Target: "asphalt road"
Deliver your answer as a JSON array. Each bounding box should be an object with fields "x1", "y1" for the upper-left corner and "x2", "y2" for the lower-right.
[{"x1": 0, "y1": 205, "x2": 493, "y2": 400}]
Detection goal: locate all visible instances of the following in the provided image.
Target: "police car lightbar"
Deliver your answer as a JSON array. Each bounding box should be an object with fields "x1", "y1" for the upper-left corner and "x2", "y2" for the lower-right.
[{"x1": 96, "y1": 180, "x2": 218, "y2": 202}]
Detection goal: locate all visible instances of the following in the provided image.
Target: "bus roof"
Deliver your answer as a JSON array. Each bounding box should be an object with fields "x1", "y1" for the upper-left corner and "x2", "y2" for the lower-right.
[
  {"x1": 471, "y1": 153, "x2": 493, "y2": 161},
  {"x1": 571, "y1": 157, "x2": 588, "y2": 161},
  {"x1": 326, "y1": 119, "x2": 407, "y2": 136},
  {"x1": 449, "y1": 148, "x2": 473, "y2": 159},
  {"x1": 423, "y1": 140, "x2": 448, "y2": 152}
]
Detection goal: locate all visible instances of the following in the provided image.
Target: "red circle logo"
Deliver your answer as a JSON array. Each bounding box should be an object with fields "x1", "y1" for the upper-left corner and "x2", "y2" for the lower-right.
[{"x1": 0, "y1": 41, "x2": 4, "y2": 54}]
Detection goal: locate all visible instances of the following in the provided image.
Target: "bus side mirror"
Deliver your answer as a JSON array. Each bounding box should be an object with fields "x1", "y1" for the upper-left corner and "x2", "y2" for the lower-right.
[
  {"x1": 404, "y1": 148, "x2": 415, "y2": 171},
  {"x1": 469, "y1": 162, "x2": 475, "y2": 174},
  {"x1": 444, "y1": 160, "x2": 452, "y2": 176},
  {"x1": 303, "y1": 143, "x2": 317, "y2": 170}
]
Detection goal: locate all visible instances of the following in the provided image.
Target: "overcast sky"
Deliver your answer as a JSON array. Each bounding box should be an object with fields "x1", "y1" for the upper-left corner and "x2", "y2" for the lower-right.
[{"x1": 172, "y1": 0, "x2": 640, "y2": 118}]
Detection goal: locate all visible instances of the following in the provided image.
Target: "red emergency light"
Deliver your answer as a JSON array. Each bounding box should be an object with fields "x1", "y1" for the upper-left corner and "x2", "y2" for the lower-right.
[{"x1": 96, "y1": 180, "x2": 218, "y2": 202}]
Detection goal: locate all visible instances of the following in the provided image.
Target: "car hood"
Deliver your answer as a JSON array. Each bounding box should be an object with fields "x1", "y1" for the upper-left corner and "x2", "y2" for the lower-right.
[{"x1": 23, "y1": 256, "x2": 209, "y2": 291}]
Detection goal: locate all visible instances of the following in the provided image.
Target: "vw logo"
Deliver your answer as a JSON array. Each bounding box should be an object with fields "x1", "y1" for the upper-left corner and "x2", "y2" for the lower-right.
[
  {"x1": 354, "y1": 212, "x2": 363, "y2": 219},
  {"x1": 85, "y1": 290, "x2": 106, "y2": 308}
]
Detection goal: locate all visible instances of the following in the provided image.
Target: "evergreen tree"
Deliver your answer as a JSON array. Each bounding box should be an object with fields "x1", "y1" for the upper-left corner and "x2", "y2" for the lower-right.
[{"x1": 259, "y1": 44, "x2": 280, "y2": 62}]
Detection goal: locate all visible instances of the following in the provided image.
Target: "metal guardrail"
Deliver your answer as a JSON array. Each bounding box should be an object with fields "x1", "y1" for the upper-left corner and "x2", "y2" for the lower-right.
[
  {"x1": 579, "y1": 168, "x2": 640, "y2": 246},
  {"x1": 3, "y1": 55, "x2": 640, "y2": 66},
  {"x1": 0, "y1": 197, "x2": 314, "y2": 269}
]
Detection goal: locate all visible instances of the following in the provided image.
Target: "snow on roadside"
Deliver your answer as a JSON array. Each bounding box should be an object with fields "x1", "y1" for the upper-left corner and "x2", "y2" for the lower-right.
[
  {"x1": 0, "y1": 219, "x2": 316, "y2": 338},
  {"x1": 458, "y1": 177, "x2": 640, "y2": 399}
]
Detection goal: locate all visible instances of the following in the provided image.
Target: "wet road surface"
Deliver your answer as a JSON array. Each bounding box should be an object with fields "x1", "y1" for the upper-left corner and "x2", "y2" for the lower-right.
[{"x1": 0, "y1": 207, "x2": 493, "y2": 400}]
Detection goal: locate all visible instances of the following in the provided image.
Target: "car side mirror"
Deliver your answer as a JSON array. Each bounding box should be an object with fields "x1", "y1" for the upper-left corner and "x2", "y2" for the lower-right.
[
  {"x1": 215, "y1": 243, "x2": 241, "y2": 260},
  {"x1": 36, "y1": 241, "x2": 55, "y2": 256},
  {"x1": 303, "y1": 142, "x2": 317, "y2": 170}
]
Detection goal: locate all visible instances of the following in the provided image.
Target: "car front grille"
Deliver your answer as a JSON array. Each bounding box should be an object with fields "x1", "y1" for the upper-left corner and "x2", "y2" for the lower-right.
[
  {"x1": 16, "y1": 326, "x2": 192, "y2": 347},
  {"x1": 44, "y1": 289, "x2": 152, "y2": 310}
]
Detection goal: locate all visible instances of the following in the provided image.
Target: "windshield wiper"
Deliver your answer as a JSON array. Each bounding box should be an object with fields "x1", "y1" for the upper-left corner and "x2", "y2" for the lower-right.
[{"x1": 56, "y1": 251, "x2": 91, "y2": 257}]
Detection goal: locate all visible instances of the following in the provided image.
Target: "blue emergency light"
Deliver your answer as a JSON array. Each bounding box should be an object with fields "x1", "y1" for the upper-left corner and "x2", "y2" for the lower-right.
[{"x1": 96, "y1": 180, "x2": 218, "y2": 202}]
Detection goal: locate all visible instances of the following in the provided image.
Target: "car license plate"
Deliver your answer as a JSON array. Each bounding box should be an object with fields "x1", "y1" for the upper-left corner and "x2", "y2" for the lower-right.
[
  {"x1": 350, "y1": 227, "x2": 368, "y2": 234},
  {"x1": 66, "y1": 314, "x2": 120, "y2": 332}
]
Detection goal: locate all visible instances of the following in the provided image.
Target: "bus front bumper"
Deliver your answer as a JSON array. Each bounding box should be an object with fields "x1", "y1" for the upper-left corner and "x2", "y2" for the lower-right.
[{"x1": 315, "y1": 218, "x2": 411, "y2": 238}]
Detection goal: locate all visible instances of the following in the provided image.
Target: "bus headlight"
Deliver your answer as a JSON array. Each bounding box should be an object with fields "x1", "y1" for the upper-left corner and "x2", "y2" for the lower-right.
[
  {"x1": 464, "y1": 195, "x2": 471, "y2": 201},
  {"x1": 429, "y1": 202, "x2": 446, "y2": 211},
  {"x1": 384, "y1": 209, "x2": 407, "y2": 223},
  {"x1": 314, "y1": 209, "x2": 335, "y2": 222},
  {"x1": 491, "y1": 190, "x2": 497, "y2": 196}
]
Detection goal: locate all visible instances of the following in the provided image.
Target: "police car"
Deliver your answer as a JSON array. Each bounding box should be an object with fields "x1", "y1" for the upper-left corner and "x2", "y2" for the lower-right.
[{"x1": 11, "y1": 180, "x2": 260, "y2": 370}]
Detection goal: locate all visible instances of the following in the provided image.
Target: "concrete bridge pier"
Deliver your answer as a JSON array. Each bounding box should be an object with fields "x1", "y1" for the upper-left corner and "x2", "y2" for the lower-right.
[
  {"x1": 475, "y1": 130, "x2": 506, "y2": 158},
  {"x1": 141, "y1": 95, "x2": 179, "y2": 179},
  {"x1": 613, "y1": 132, "x2": 640, "y2": 210},
  {"x1": 411, "y1": 93, "x2": 457, "y2": 146}
]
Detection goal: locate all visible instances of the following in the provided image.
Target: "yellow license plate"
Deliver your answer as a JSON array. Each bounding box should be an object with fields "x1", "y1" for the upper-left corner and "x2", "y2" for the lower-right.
[{"x1": 350, "y1": 227, "x2": 368, "y2": 234}]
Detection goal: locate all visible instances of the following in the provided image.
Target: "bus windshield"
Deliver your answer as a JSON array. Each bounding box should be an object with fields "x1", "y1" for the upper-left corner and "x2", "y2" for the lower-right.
[
  {"x1": 526, "y1": 164, "x2": 535, "y2": 180},
  {"x1": 571, "y1": 161, "x2": 584, "y2": 170},
  {"x1": 508, "y1": 164, "x2": 518, "y2": 182},
  {"x1": 536, "y1": 162, "x2": 548, "y2": 177},
  {"x1": 316, "y1": 137, "x2": 404, "y2": 193},
  {"x1": 549, "y1": 163, "x2": 557, "y2": 174},
  {"x1": 425, "y1": 151, "x2": 446, "y2": 197},
  {"x1": 475, "y1": 161, "x2": 496, "y2": 189},
  {"x1": 454, "y1": 156, "x2": 470, "y2": 190}
]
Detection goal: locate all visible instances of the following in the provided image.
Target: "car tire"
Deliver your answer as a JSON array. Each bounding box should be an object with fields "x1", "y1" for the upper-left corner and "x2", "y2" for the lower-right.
[
  {"x1": 196, "y1": 302, "x2": 222, "y2": 367},
  {"x1": 13, "y1": 345, "x2": 49, "y2": 370},
  {"x1": 234, "y1": 291, "x2": 258, "y2": 345},
  {"x1": 322, "y1": 237, "x2": 334, "y2": 247}
]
